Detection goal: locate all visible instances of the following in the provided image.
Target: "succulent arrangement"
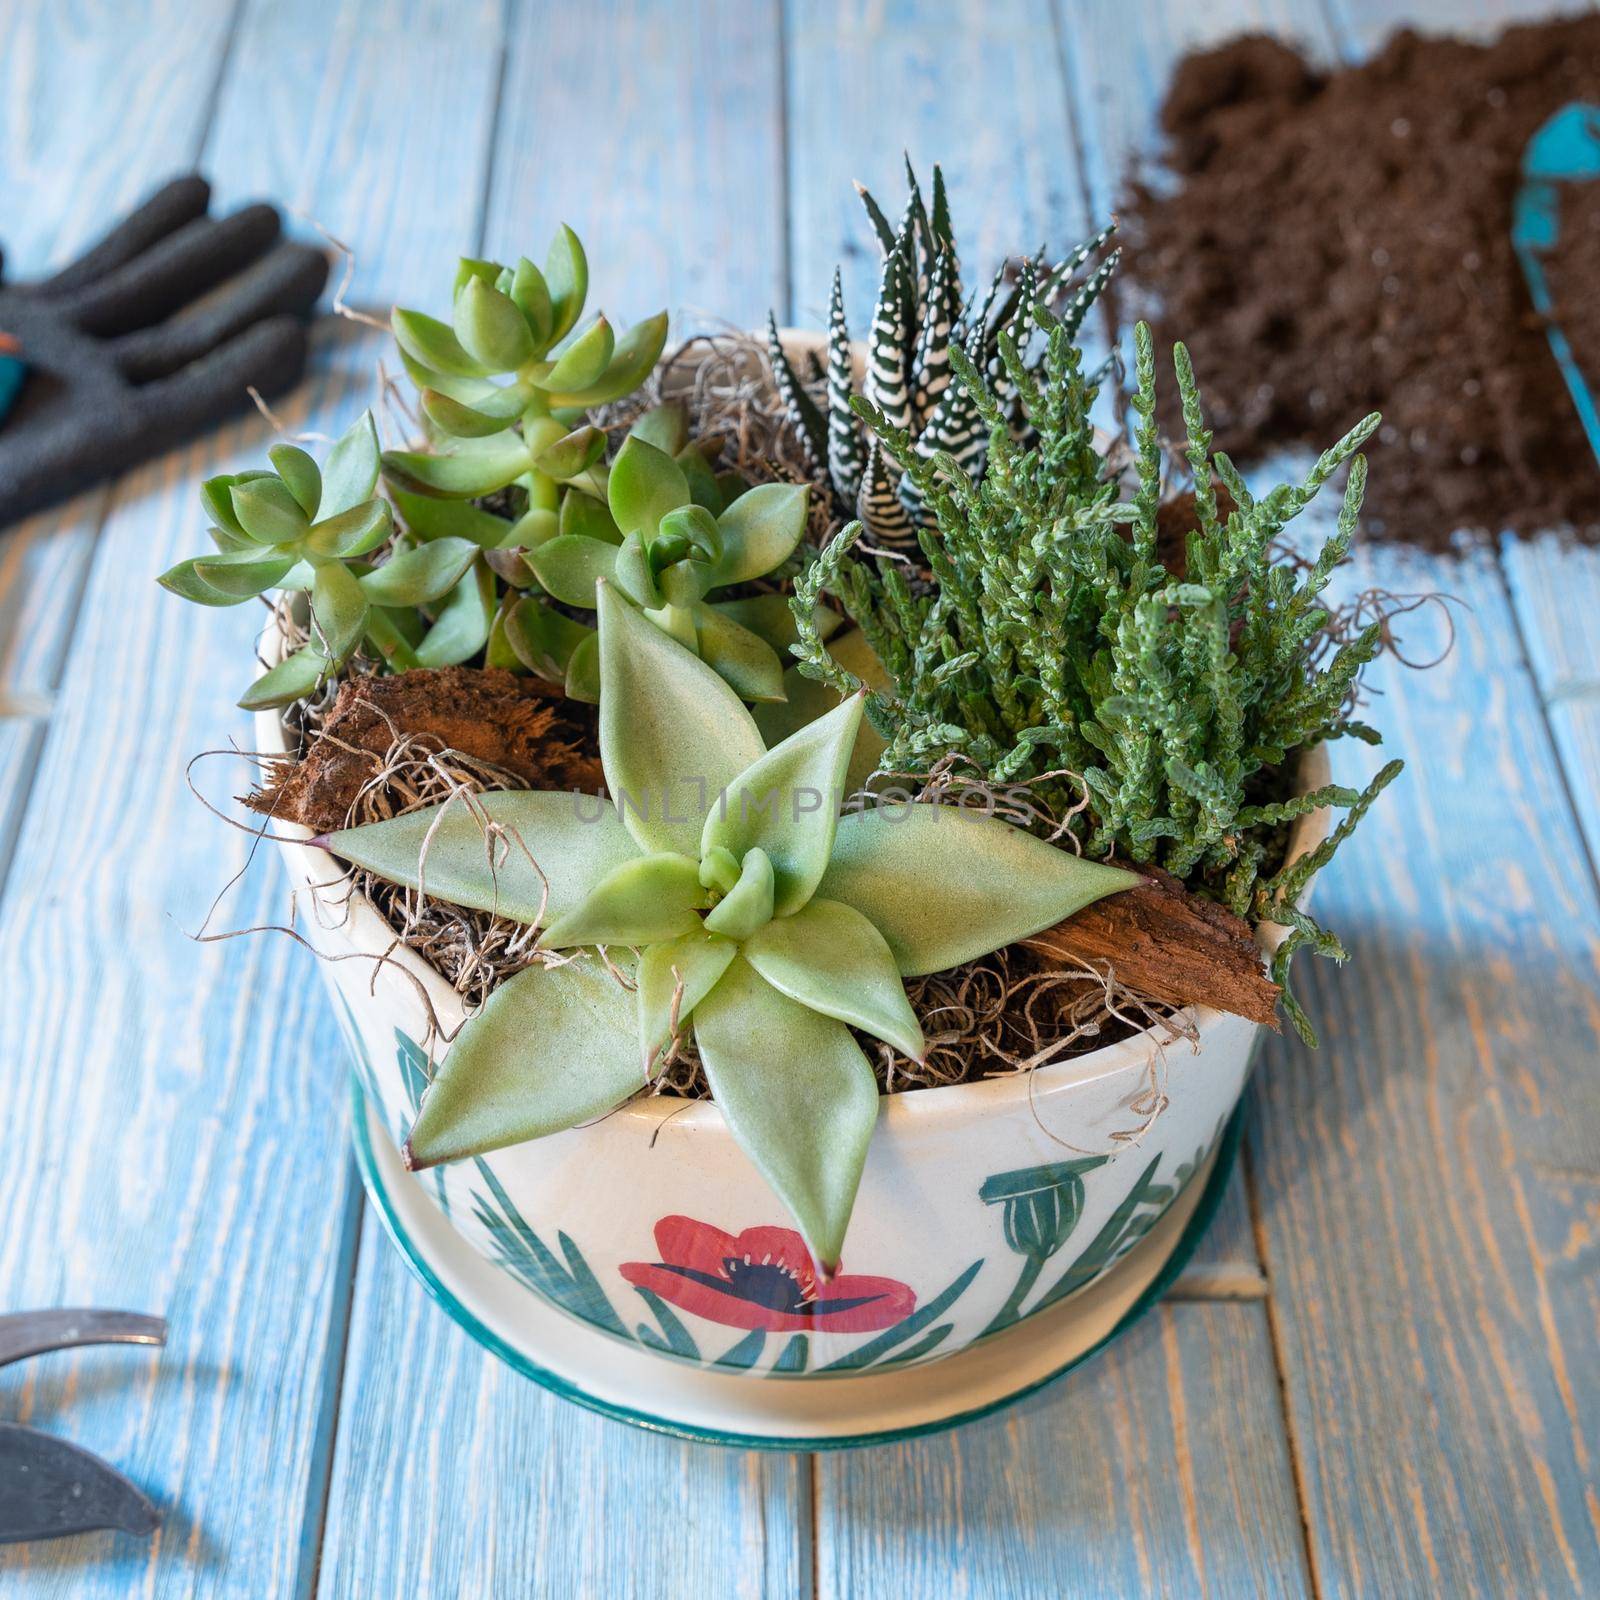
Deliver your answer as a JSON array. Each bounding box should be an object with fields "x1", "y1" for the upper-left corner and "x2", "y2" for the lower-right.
[
  {"x1": 768, "y1": 161, "x2": 1115, "y2": 547},
  {"x1": 788, "y1": 311, "x2": 1401, "y2": 1041},
  {"x1": 157, "y1": 182, "x2": 1400, "y2": 1268},
  {"x1": 316, "y1": 583, "x2": 1134, "y2": 1262}
]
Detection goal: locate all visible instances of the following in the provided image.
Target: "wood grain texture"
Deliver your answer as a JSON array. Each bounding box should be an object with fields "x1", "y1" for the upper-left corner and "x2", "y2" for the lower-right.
[
  {"x1": 0, "y1": 0, "x2": 238, "y2": 275},
  {"x1": 317, "y1": 1209, "x2": 809, "y2": 1600},
  {"x1": 482, "y1": 0, "x2": 786, "y2": 334},
  {"x1": 1503, "y1": 535, "x2": 1600, "y2": 871},
  {"x1": 784, "y1": 0, "x2": 1096, "y2": 333},
  {"x1": 817, "y1": 1303, "x2": 1309, "y2": 1599},
  {"x1": 0, "y1": 328, "x2": 374, "y2": 1598},
  {"x1": 204, "y1": 0, "x2": 505, "y2": 310}
]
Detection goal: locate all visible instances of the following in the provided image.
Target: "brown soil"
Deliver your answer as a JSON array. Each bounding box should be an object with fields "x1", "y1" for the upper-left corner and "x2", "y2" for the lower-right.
[
  {"x1": 1119, "y1": 17, "x2": 1600, "y2": 551},
  {"x1": 1152, "y1": 481, "x2": 1239, "y2": 576},
  {"x1": 1548, "y1": 176, "x2": 1600, "y2": 398},
  {"x1": 250, "y1": 667, "x2": 602, "y2": 833}
]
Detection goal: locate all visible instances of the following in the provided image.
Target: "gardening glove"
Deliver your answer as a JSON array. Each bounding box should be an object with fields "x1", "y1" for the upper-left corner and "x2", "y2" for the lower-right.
[{"x1": 0, "y1": 173, "x2": 329, "y2": 529}]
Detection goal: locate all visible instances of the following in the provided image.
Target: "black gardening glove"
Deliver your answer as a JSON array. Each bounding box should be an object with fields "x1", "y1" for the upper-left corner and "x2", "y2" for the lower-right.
[{"x1": 0, "y1": 174, "x2": 329, "y2": 529}]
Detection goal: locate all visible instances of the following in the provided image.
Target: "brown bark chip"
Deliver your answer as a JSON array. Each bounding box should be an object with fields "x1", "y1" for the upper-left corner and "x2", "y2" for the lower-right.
[
  {"x1": 250, "y1": 667, "x2": 603, "y2": 833},
  {"x1": 1120, "y1": 18, "x2": 1600, "y2": 551},
  {"x1": 1023, "y1": 866, "x2": 1282, "y2": 1027}
]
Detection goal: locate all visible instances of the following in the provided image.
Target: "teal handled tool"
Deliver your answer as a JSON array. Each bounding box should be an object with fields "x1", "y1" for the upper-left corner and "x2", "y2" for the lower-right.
[
  {"x1": 1512, "y1": 102, "x2": 1600, "y2": 466},
  {"x1": 0, "y1": 332, "x2": 23, "y2": 426}
]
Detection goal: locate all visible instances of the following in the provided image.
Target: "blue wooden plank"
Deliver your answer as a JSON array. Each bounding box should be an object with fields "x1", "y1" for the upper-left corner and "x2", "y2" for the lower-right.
[
  {"x1": 818, "y1": 1304, "x2": 1309, "y2": 1598},
  {"x1": 0, "y1": 325, "x2": 375, "y2": 1598},
  {"x1": 482, "y1": 0, "x2": 786, "y2": 333},
  {"x1": 785, "y1": 0, "x2": 1099, "y2": 335},
  {"x1": 316, "y1": 1210, "x2": 810, "y2": 1599},
  {"x1": 0, "y1": 0, "x2": 239, "y2": 274},
  {"x1": 204, "y1": 0, "x2": 506, "y2": 310}
]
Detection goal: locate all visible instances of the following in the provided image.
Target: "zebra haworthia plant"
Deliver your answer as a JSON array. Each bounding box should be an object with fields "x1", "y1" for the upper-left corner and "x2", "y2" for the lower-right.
[
  {"x1": 316, "y1": 581, "x2": 1137, "y2": 1264},
  {"x1": 157, "y1": 411, "x2": 482, "y2": 708},
  {"x1": 768, "y1": 160, "x2": 1117, "y2": 549}
]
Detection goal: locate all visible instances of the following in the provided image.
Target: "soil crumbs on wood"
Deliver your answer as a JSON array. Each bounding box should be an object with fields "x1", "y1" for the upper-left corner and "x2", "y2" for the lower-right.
[{"x1": 1119, "y1": 16, "x2": 1600, "y2": 551}]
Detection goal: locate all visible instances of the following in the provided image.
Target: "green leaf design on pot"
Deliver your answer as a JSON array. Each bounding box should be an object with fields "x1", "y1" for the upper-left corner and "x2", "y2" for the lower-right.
[{"x1": 320, "y1": 591, "x2": 1138, "y2": 1266}]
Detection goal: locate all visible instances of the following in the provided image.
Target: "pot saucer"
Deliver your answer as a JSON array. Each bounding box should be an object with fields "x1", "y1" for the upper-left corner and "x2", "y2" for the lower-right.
[{"x1": 351, "y1": 1081, "x2": 1242, "y2": 1449}]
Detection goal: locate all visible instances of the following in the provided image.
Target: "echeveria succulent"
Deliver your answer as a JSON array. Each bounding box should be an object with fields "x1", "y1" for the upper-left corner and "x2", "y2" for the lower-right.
[
  {"x1": 317, "y1": 582, "x2": 1136, "y2": 1264},
  {"x1": 498, "y1": 407, "x2": 815, "y2": 704},
  {"x1": 382, "y1": 229, "x2": 668, "y2": 505},
  {"x1": 158, "y1": 411, "x2": 482, "y2": 708}
]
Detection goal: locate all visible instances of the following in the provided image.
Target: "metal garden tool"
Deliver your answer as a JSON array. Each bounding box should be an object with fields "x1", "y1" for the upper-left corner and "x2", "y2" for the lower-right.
[
  {"x1": 0, "y1": 1309, "x2": 166, "y2": 1543},
  {"x1": 1512, "y1": 101, "x2": 1600, "y2": 467}
]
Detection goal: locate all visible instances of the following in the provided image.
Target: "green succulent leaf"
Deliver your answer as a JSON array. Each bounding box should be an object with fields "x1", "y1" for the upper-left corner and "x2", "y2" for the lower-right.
[
  {"x1": 523, "y1": 533, "x2": 617, "y2": 608},
  {"x1": 416, "y1": 558, "x2": 496, "y2": 667},
  {"x1": 694, "y1": 605, "x2": 787, "y2": 703},
  {"x1": 510, "y1": 256, "x2": 553, "y2": 348},
  {"x1": 454, "y1": 276, "x2": 536, "y2": 372},
  {"x1": 752, "y1": 629, "x2": 891, "y2": 793},
  {"x1": 659, "y1": 557, "x2": 711, "y2": 609},
  {"x1": 544, "y1": 224, "x2": 589, "y2": 344},
  {"x1": 542, "y1": 315, "x2": 614, "y2": 392},
  {"x1": 319, "y1": 412, "x2": 382, "y2": 519},
  {"x1": 504, "y1": 598, "x2": 593, "y2": 680},
  {"x1": 559, "y1": 488, "x2": 622, "y2": 545},
  {"x1": 453, "y1": 257, "x2": 503, "y2": 296},
  {"x1": 818, "y1": 806, "x2": 1140, "y2": 976},
  {"x1": 658, "y1": 503, "x2": 721, "y2": 562},
  {"x1": 230, "y1": 476, "x2": 310, "y2": 545},
  {"x1": 545, "y1": 311, "x2": 669, "y2": 407},
  {"x1": 420, "y1": 387, "x2": 518, "y2": 439},
  {"x1": 201, "y1": 475, "x2": 247, "y2": 536},
  {"x1": 712, "y1": 596, "x2": 842, "y2": 656},
  {"x1": 612, "y1": 531, "x2": 662, "y2": 608},
  {"x1": 406, "y1": 955, "x2": 644, "y2": 1168},
  {"x1": 306, "y1": 498, "x2": 393, "y2": 559},
  {"x1": 713, "y1": 483, "x2": 809, "y2": 585},
  {"x1": 629, "y1": 404, "x2": 688, "y2": 455},
  {"x1": 564, "y1": 629, "x2": 601, "y2": 702},
  {"x1": 539, "y1": 852, "x2": 708, "y2": 949},
  {"x1": 391, "y1": 488, "x2": 512, "y2": 547},
  {"x1": 392, "y1": 308, "x2": 489, "y2": 380},
  {"x1": 702, "y1": 846, "x2": 775, "y2": 939},
  {"x1": 607, "y1": 435, "x2": 689, "y2": 543},
  {"x1": 533, "y1": 424, "x2": 606, "y2": 480},
  {"x1": 239, "y1": 644, "x2": 329, "y2": 711},
  {"x1": 597, "y1": 581, "x2": 765, "y2": 857},
  {"x1": 381, "y1": 436, "x2": 533, "y2": 499},
  {"x1": 309, "y1": 561, "x2": 369, "y2": 664},
  {"x1": 156, "y1": 557, "x2": 252, "y2": 607},
  {"x1": 269, "y1": 445, "x2": 322, "y2": 516},
  {"x1": 691, "y1": 955, "x2": 879, "y2": 1269},
  {"x1": 699, "y1": 845, "x2": 741, "y2": 895},
  {"x1": 636, "y1": 930, "x2": 738, "y2": 1060},
  {"x1": 323, "y1": 791, "x2": 638, "y2": 925},
  {"x1": 358, "y1": 537, "x2": 479, "y2": 607},
  {"x1": 674, "y1": 444, "x2": 724, "y2": 513},
  {"x1": 743, "y1": 897, "x2": 924, "y2": 1061},
  {"x1": 191, "y1": 547, "x2": 296, "y2": 598},
  {"x1": 703, "y1": 693, "x2": 862, "y2": 916}
]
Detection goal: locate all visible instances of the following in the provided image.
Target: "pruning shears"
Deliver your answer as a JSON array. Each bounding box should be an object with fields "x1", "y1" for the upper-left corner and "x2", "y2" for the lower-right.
[{"x1": 0, "y1": 1309, "x2": 166, "y2": 1543}]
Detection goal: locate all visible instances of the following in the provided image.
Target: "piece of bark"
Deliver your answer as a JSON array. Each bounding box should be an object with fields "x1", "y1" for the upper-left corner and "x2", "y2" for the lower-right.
[
  {"x1": 1022, "y1": 863, "x2": 1281, "y2": 1027},
  {"x1": 249, "y1": 667, "x2": 604, "y2": 833}
]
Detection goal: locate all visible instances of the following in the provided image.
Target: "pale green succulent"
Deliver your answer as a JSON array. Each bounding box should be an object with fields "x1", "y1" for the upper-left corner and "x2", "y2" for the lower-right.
[
  {"x1": 497, "y1": 405, "x2": 817, "y2": 703},
  {"x1": 157, "y1": 412, "x2": 482, "y2": 708},
  {"x1": 382, "y1": 228, "x2": 668, "y2": 505},
  {"x1": 316, "y1": 581, "x2": 1136, "y2": 1263}
]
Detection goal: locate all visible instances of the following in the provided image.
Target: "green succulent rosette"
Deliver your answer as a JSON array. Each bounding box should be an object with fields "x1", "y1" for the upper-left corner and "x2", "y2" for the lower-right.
[{"x1": 320, "y1": 582, "x2": 1137, "y2": 1266}]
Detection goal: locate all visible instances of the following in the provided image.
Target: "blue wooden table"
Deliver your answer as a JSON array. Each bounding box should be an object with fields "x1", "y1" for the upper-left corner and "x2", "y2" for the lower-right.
[{"x1": 2, "y1": 0, "x2": 1597, "y2": 1593}]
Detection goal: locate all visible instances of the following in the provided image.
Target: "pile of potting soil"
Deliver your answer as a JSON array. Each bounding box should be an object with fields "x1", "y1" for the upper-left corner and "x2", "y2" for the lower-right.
[{"x1": 1118, "y1": 16, "x2": 1600, "y2": 551}]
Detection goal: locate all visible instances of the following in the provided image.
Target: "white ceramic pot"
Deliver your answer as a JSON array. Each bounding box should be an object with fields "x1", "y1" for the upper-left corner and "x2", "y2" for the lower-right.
[{"x1": 258, "y1": 681, "x2": 1327, "y2": 1385}]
